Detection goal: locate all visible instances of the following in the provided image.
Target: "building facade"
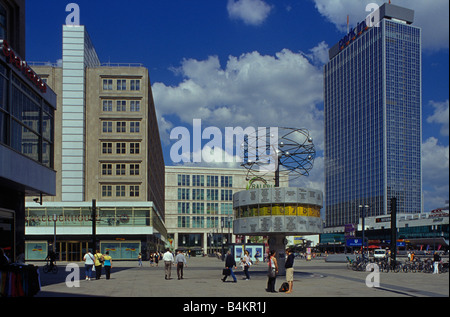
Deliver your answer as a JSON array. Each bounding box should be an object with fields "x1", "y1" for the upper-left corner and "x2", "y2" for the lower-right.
[
  {"x1": 165, "y1": 165, "x2": 288, "y2": 254},
  {"x1": 324, "y1": 3, "x2": 422, "y2": 228},
  {"x1": 1, "y1": 0, "x2": 57, "y2": 261},
  {"x1": 24, "y1": 25, "x2": 165, "y2": 261}
]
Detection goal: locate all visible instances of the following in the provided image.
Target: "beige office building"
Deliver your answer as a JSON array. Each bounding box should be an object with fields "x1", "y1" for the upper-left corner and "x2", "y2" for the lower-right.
[
  {"x1": 165, "y1": 165, "x2": 287, "y2": 254},
  {"x1": 24, "y1": 25, "x2": 165, "y2": 261}
]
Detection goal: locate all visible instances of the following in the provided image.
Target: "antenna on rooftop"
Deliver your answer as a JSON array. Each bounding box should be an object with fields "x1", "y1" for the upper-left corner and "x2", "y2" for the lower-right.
[{"x1": 347, "y1": 15, "x2": 349, "y2": 34}]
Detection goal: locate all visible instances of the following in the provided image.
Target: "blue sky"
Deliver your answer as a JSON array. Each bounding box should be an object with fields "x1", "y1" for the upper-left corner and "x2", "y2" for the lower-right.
[{"x1": 25, "y1": 0, "x2": 449, "y2": 212}]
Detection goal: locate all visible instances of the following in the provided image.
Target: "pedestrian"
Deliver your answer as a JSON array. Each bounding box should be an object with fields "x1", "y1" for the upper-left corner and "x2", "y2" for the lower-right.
[
  {"x1": 149, "y1": 252, "x2": 154, "y2": 267},
  {"x1": 433, "y1": 252, "x2": 441, "y2": 274},
  {"x1": 285, "y1": 248, "x2": 295, "y2": 293},
  {"x1": 94, "y1": 249, "x2": 104, "y2": 280},
  {"x1": 241, "y1": 250, "x2": 251, "y2": 280},
  {"x1": 222, "y1": 250, "x2": 237, "y2": 283},
  {"x1": 103, "y1": 251, "x2": 112, "y2": 279},
  {"x1": 175, "y1": 250, "x2": 187, "y2": 280},
  {"x1": 154, "y1": 252, "x2": 159, "y2": 267},
  {"x1": 138, "y1": 252, "x2": 143, "y2": 267},
  {"x1": 266, "y1": 250, "x2": 278, "y2": 293},
  {"x1": 83, "y1": 249, "x2": 95, "y2": 281},
  {"x1": 163, "y1": 249, "x2": 174, "y2": 280}
]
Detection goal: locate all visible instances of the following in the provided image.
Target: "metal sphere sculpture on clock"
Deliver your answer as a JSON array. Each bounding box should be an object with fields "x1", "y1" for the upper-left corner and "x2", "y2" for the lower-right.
[{"x1": 239, "y1": 127, "x2": 316, "y2": 185}]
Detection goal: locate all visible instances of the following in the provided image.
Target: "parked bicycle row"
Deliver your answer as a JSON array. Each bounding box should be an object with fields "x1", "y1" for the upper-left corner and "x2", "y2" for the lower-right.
[{"x1": 347, "y1": 256, "x2": 449, "y2": 274}]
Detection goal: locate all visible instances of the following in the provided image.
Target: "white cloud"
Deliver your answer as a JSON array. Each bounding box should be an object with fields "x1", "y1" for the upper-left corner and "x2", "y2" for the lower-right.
[
  {"x1": 422, "y1": 137, "x2": 449, "y2": 211},
  {"x1": 313, "y1": 0, "x2": 449, "y2": 51},
  {"x1": 227, "y1": 0, "x2": 272, "y2": 25},
  {"x1": 152, "y1": 48, "x2": 325, "y2": 150},
  {"x1": 427, "y1": 100, "x2": 449, "y2": 136}
]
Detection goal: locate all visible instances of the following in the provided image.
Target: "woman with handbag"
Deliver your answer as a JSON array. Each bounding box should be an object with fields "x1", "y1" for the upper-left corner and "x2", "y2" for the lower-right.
[{"x1": 266, "y1": 250, "x2": 278, "y2": 293}]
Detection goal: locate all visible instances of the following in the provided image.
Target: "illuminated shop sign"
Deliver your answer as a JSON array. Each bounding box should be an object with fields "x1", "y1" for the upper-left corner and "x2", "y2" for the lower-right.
[
  {"x1": 1, "y1": 40, "x2": 47, "y2": 93},
  {"x1": 338, "y1": 20, "x2": 369, "y2": 51}
]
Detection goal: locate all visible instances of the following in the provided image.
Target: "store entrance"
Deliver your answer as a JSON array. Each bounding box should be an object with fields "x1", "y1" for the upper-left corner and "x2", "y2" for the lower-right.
[{"x1": 58, "y1": 241, "x2": 88, "y2": 262}]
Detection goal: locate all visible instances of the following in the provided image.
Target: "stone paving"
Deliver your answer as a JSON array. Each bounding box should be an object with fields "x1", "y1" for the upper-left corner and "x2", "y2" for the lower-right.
[{"x1": 30, "y1": 256, "x2": 448, "y2": 298}]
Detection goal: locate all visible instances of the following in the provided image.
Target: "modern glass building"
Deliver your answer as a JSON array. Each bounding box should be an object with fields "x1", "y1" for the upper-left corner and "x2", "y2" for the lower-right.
[{"x1": 324, "y1": 3, "x2": 422, "y2": 228}]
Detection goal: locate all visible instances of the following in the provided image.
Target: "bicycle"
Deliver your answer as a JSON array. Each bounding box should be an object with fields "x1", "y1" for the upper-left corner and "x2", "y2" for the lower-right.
[{"x1": 43, "y1": 261, "x2": 58, "y2": 273}]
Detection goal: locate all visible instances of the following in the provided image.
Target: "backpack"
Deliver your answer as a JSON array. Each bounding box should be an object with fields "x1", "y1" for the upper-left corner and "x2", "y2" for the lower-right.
[{"x1": 279, "y1": 282, "x2": 289, "y2": 292}]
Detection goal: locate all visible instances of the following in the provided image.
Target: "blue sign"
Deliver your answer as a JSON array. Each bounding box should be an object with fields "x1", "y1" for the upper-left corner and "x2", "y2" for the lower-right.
[{"x1": 346, "y1": 239, "x2": 362, "y2": 247}]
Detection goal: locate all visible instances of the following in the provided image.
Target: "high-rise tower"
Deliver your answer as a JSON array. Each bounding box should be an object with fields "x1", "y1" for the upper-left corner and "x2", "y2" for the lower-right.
[{"x1": 324, "y1": 3, "x2": 422, "y2": 227}]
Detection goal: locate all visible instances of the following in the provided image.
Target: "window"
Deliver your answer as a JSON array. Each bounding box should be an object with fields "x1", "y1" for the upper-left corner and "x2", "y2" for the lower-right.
[
  {"x1": 102, "y1": 121, "x2": 112, "y2": 133},
  {"x1": 102, "y1": 142, "x2": 112, "y2": 154},
  {"x1": 192, "y1": 175, "x2": 204, "y2": 186},
  {"x1": 192, "y1": 189, "x2": 204, "y2": 200},
  {"x1": 207, "y1": 189, "x2": 219, "y2": 201},
  {"x1": 116, "y1": 100, "x2": 126, "y2": 112},
  {"x1": 130, "y1": 185, "x2": 140, "y2": 197},
  {"x1": 130, "y1": 121, "x2": 140, "y2": 133},
  {"x1": 130, "y1": 80, "x2": 140, "y2": 91},
  {"x1": 102, "y1": 163, "x2": 112, "y2": 175},
  {"x1": 116, "y1": 142, "x2": 126, "y2": 154},
  {"x1": 221, "y1": 189, "x2": 233, "y2": 201},
  {"x1": 117, "y1": 79, "x2": 126, "y2": 90},
  {"x1": 177, "y1": 174, "x2": 190, "y2": 186},
  {"x1": 0, "y1": 5, "x2": 6, "y2": 40},
  {"x1": 178, "y1": 202, "x2": 190, "y2": 214},
  {"x1": 116, "y1": 185, "x2": 126, "y2": 197},
  {"x1": 102, "y1": 100, "x2": 112, "y2": 112},
  {"x1": 116, "y1": 164, "x2": 126, "y2": 175},
  {"x1": 130, "y1": 143, "x2": 140, "y2": 154},
  {"x1": 102, "y1": 185, "x2": 112, "y2": 197},
  {"x1": 221, "y1": 176, "x2": 233, "y2": 187},
  {"x1": 192, "y1": 203, "x2": 204, "y2": 214},
  {"x1": 116, "y1": 121, "x2": 126, "y2": 133},
  {"x1": 103, "y1": 79, "x2": 113, "y2": 90},
  {"x1": 130, "y1": 100, "x2": 140, "y2": 112},
  {"x1": 207, "y1": 175, "x2": 219, "y2": 187},
  {"x1": 178, "y1": 188, "x2": 190, "y2": 200},
  {"x1": 130, "y1": 164, "x2": 140, "y2": 175}
]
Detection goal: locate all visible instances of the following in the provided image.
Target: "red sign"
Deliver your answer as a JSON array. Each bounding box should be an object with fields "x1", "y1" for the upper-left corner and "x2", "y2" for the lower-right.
[{"x1": 1, "y1": 40, "x2": 47, "y2": 93}]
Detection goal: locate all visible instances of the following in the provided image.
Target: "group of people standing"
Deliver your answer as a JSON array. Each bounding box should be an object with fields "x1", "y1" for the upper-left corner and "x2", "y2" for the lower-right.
[
  {"x1": 83, "y1": 249, "x2": 112, "y2": 281},
  {"x1": 222, "y1": 248, "x2": 295, "y2": 294}
]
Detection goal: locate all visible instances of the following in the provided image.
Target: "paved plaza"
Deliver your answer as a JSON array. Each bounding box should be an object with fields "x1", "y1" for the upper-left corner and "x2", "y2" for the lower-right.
[{"x1": 30, "y1": 256, "x2": 448, "y2": 298}]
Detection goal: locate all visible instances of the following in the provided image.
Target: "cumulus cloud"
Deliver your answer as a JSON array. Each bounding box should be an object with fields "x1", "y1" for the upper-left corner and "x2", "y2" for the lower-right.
[
  {"x1": 152, "y1": 48, "x2": 324, "y2": 149},
  {"x1": 227, "y1": 0, "x2": 273, "y2": 25},
  {"x1": 313, "y1": 0, "x2": 449, "y2": 51},
  {"x1": 427, "y1": 100, "x2": 449, "y2": 136},
  {"x1": 422, "y1": 137, "x2": 449, "y2": 211}
]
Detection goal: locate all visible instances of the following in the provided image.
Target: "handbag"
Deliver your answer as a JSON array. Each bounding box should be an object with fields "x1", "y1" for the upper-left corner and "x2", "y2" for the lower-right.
[
  {"x1": 222, "y1": 268, "x2": 231, "y2": 276},
  {"x1": 267, "y1": 267, "x2": 276, "y2": 278}
]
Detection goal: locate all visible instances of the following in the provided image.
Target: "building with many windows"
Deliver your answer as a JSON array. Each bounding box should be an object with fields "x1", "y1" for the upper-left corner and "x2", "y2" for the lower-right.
[
  {"x1": 165, "y1": 165, "x2": 288, "y2": 254},
  {"x1": 324, "y1": 3, "x2": 422, "y2": 228},
  {"x1": 24, "y1": 25, "x2": 165, "y2": 261},
  {"x1": 1, "y1": 0, "x2": 57, "y2": 261}
]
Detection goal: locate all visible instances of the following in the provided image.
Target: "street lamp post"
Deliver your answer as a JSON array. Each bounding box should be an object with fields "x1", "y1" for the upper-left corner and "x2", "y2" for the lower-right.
[
  {"x1": 52, "y1": 214, "x2": 57, "y2": 253},
  {"x1": 359, "y1": 204, "x2": 369, "y2": 258}
]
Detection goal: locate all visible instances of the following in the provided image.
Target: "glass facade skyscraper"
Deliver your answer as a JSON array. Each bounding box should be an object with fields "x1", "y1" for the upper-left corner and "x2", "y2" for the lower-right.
[{"x1": 324, "y1": 4, "x2": 422, "y2": 227}]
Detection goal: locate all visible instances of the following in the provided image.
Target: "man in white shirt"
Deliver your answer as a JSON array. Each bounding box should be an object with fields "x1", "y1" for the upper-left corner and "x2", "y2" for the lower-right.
[{"x1": 163, "y1": 249, "x2": 174, "y2": 280}]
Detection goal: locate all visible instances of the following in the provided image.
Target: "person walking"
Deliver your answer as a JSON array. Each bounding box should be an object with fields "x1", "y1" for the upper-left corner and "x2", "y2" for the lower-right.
[
  {"x1": 433, "y1": 252, "x2": 441, "y2": 274},
  {"x1": 83, "y1": 249, "x2": 95, "y2": 281},
  {"x1": 138, "y1": 253, "x2": 143, "y2": 267},
  {"x1": 103, "y1": 251, "x2": 112, "y2": 279},
  {"x1": 241, "y1": 250, "x2": 251, "y2": 280},
  {"x1": 266, "y1": 250, "x2": 278, "y2": 293},
  {"x1": 222, "y1": 250, "x2": 237, "y2": 283},
  {"x1": 175, "y1": 250, "x2": 187, "y2": 280},
  {"x1": 285, "y1": 248, "x2": 295, "y2": 293},
  {"x1": 94, "y1": 249, "x2": 104, "y2": 280},
  {"x1": 163, "y1": 249, "x2": 174, "y2": 280}
]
